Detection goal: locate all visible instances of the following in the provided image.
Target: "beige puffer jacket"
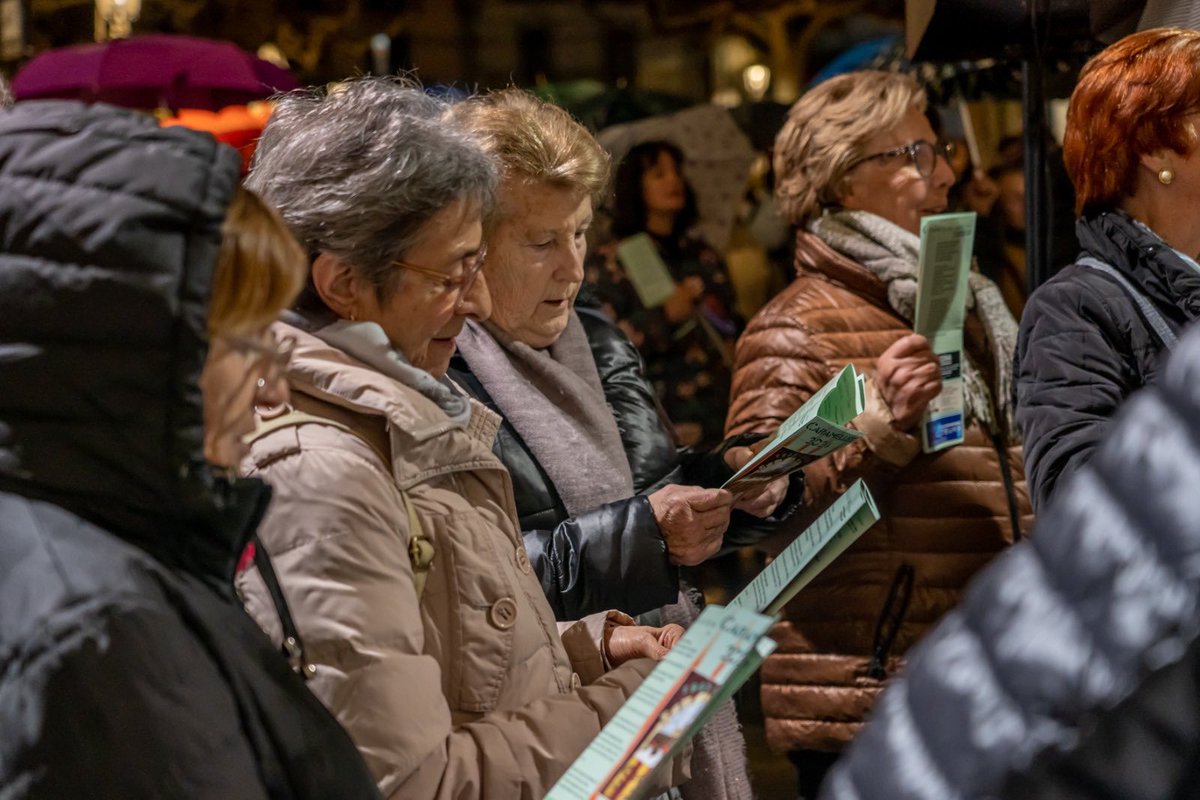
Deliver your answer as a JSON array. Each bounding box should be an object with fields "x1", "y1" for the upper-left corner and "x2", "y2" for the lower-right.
[{"x1": 237, "y1": 321, "x2": 672, "y2": 799}]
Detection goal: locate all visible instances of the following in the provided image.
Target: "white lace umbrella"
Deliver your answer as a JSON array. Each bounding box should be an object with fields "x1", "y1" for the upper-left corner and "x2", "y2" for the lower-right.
[{"x1": 598, "y1": 104, "x2": 756, "y2": 252}]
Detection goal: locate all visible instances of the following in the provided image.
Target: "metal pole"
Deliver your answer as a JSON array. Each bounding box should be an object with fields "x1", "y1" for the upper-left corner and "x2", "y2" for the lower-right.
[{"x1": 1022, "y1": 57, "x2": 1051, "y2": 293}]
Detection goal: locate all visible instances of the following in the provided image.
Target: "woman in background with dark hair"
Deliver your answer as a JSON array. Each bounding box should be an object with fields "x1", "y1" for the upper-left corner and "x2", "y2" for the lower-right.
[{"x1": 588, "y1": 140, "x2": 741, "y2": 448}]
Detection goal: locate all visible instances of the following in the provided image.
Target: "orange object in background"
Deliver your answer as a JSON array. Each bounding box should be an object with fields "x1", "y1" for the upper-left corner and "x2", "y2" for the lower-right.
[{"x1": 162, "y1": 103, "x2": 273, "y2": 174}]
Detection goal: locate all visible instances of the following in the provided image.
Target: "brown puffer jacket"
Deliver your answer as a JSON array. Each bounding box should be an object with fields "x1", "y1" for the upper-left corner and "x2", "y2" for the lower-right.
[{"x1": 726, "y1": 232, "x2": 1033, "y2": 754}]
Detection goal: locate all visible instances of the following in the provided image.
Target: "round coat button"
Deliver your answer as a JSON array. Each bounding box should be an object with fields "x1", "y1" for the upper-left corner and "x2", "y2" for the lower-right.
[
  {"x1": 489, "y1": 597, "x2": 518, "y2": 630},
  {"x1": 516, "y1": 547, "x2": 532, "y2": 574}
]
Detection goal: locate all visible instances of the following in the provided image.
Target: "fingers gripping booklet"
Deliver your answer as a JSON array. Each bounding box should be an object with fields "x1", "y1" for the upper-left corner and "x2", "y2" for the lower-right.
[
  {"x1": 545, "y1": 480, "x2": 880, "y2": 800},
  {"x1": 722, "y1": 364, "x2": 866, "y2": 498}
]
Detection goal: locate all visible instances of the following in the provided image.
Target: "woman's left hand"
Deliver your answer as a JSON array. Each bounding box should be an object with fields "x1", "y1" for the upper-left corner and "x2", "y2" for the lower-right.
[
  {"x1": 723, "y1": 445, "x2": 788, "y2": 518},
  {"x1": 605, "y1": 623, "x2": 686, "y2": 665}
]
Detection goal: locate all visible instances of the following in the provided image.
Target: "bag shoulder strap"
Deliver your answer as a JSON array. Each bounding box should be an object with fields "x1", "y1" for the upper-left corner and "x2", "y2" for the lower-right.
[
  {"x1": 246, "y1": 407, "x2": 434, "y2": 598},
  {"x1": 1077, "y1": 255, "x2": 1179, "y2": 350}
]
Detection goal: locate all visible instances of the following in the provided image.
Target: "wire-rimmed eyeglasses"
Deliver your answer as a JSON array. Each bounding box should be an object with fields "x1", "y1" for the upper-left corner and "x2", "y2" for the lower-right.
[
  {"x1": 392, "y1": 244, "x2": 487, "y2": 311},
  {"x1": 845, "y1": 139, "x2": 957, "y2": 179}
]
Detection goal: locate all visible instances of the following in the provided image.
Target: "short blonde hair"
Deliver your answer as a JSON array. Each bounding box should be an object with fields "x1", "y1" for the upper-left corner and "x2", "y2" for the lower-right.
[
  {"x1": 208, "y1": 186, "x2": 307, "y2": 336},
  {"x1": 774, "y1": 71, "x2": 926, "y2": 226},
  {"x1": 451, "y1": 88, "x2": 610, "y2": 206}
]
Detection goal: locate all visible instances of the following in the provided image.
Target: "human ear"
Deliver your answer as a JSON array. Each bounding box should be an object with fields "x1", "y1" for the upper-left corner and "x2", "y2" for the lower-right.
[{"x1": 311, "y1": 252, "x2": 365, "y2": 320}]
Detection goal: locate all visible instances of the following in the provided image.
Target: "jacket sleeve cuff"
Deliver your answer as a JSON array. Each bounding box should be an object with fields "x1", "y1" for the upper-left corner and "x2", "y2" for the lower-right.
[
  {"x1": 557, "y1": 610, "x2": 639, "y2": 684},
  {"x1": 856, "y1": 379, "x2": 920, "y2": 468}
]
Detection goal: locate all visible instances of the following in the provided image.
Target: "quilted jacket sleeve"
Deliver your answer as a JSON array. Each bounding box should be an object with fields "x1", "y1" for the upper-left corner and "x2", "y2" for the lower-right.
[
  {"x1": 238, "y1": 439, "x2": 665, "y2": 800},
  {"x1": 820, "y1": 324, "x2": 1200, "y2": 800},
  {"x1": 1015, "y1": 268, "x2": 1145, "y2": 514},
  {"x1": 726, "y1": 310, "x2": 915, "y2": 530}
]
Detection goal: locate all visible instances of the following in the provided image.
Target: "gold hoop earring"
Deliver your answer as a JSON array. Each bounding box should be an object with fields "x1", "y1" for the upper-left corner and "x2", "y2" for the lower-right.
[{"x1": 1159, "y1": 168, "x2": 1175, "y2": 185}]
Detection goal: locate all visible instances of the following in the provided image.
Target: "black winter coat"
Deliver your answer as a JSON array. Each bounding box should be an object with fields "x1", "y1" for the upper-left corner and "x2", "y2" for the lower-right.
[
  {"x1": 1016, "y1": 210, "x2": 1200, "y2": 512},
  {"x1": 448, "y1": 304, "x2": 775, "y2": 621},
  {"x1": 820, "y1": 316, "x2": 1200, "y2": 800},
  {"x1": 0, "y1": 102, "x2": 379, "y2": 799}
]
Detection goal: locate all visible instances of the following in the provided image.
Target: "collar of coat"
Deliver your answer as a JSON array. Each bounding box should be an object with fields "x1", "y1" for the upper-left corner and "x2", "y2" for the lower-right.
[
  {"x1": 1077, "y1": 210, "x2": 1200, "y2": 326},
  {"x1": 273, "y1": 319, "x2": 504, "y2": 488}
]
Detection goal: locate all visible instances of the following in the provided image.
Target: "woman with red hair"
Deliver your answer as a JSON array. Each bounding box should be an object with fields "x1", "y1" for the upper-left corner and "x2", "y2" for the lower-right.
[{"x1": 1016, "y1": 27, "x2": 1200, "y2": 513}]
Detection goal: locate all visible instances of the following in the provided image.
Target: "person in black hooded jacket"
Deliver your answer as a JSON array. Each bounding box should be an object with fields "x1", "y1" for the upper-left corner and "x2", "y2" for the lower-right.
[
  {"x1": 1016, "y1": 28, "x2": 1200, "y2": 513},
  {"x1": 0, "y1": 101, "x2": 380, "y2": 799}
]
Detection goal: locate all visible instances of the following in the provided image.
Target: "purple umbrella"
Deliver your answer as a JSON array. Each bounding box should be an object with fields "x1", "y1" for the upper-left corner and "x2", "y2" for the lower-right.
[{"x1": 13, "y1": 34, "x2": 299, "y2": 111}]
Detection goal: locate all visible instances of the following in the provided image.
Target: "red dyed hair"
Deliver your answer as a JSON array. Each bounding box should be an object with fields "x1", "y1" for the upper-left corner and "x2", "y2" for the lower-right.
[{"x1": 1064, "y1": 28, "x2": 1200, "y2": 215}]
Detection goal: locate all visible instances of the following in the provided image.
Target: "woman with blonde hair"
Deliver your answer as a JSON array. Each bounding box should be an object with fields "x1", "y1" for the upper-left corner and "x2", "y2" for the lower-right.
[
  {"x1": 448, "y1": 87, "x2": 792, "y2": 800},
  {"x1": 0, "y1": 101, "x2": 380, "y2": 796},
  {"x1": 725, "y1": 69, "x2": 1031, "y2": 797}
]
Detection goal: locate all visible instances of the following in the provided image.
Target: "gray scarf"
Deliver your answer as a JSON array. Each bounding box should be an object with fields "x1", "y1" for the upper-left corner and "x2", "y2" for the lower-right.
[
  {"x1": 454, "y1": 313, "x2": 634, "y2": 515},
  {"x1": 810, "y1": 210, "x2": 1020, "y2": 441}
]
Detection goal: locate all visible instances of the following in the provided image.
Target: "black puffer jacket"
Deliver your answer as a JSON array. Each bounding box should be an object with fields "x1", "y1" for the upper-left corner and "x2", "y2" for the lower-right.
[
  {"x1": 0, "y1": 102, "x2": 379, "y2": 799},
  {"x1": 448, "y1": 304, "x2": 778, "y2": 620},
  {"x1": 1016, "y1": 210, "x2": 1200, "y2": 512},
  {"x1": 820, "y1": 317, "x2": 1200, "y2": 800}
]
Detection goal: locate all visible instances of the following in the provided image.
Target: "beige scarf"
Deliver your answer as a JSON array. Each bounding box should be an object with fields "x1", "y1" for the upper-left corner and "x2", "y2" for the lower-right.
[{"x1": 810, "y1": 209, "x2": 1020, "y2": 441}]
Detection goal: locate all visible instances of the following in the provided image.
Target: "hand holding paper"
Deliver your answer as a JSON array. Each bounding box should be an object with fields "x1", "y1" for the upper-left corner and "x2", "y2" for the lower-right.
[
  {"x1": 722, "y1": 364, "x2": 867, "y2": 498},
  {"x1": 648, "y1": 485, "x2": 733, "y2": 566},
  {"x1": 876, "y1": 333, "x2": 941, "y2": 429}
]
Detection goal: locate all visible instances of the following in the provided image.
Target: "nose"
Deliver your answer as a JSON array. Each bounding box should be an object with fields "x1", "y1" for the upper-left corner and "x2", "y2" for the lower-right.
[
  {"x1": 931, "y1": 151, "x2": 955, "y2": 190},
  {"x1": 459, "y1": 268, "x2": 492, "y2": 322},
  {"x1": 557, "y1": 240, "x2": 585, "y2": 284}
]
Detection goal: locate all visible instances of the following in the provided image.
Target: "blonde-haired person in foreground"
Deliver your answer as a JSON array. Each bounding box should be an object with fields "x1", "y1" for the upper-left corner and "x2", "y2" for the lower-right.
[
  {"x1": 0, "y1": 101, "x2": 381, "y2": 797},
  {"x1": 725, "y1": 70, "x2": 1032, "y2": 797},
  {"x1": 238, "y1": 76, "x2": 687, "y2": 799}
]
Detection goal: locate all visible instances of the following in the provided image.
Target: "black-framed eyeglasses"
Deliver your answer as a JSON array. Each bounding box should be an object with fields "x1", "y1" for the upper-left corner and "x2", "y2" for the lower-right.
[
  {"x1": 392, "y1": 244, "x2": 487, "y2": 311},
  {"x1": 845, "y1": 140, "x2": 956, "y2": 178}
]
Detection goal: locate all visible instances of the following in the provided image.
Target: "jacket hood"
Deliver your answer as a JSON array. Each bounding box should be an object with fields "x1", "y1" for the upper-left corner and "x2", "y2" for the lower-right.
[{"x1": 0, "y1": 100, "x2": 263, "y2": 580}]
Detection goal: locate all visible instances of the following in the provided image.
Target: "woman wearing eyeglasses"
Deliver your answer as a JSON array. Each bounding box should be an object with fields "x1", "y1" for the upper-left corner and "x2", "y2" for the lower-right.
[
  {"x1": 724, "y1": 70, "x2": 1031, "y2": 797},
  {"x1": 236, "y1": 78, "x2": 686, "y2": 800}
]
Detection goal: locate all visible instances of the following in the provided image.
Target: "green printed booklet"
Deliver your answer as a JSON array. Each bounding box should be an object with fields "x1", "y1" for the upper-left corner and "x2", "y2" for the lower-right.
[
  {"x1": 722, "y1": 364, "x2": 866, "y2": 498},
  {"x1": 729, "y1": 479, "x2": 880, "y2": 615},
  {"x1": 616, "y1": 232, "x2": 677, "y2": 308},
  {"x1": 545, "y1": 604, "x2": 777, "y2": 800},
  {"x1": 914, "y1": 212, "x2": 976, "y2": 453}
]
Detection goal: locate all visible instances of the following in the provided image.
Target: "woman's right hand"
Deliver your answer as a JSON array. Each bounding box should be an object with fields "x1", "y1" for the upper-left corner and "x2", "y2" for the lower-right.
[
  {"x1": 662, "y1": 276, "x2": 706, "y2": 323},
  {"x1": 876, "y1": 333, "x2": 942, "y2": 429},
  {"x1": 648, "y1": 484, "x2": 733, "y2": 566},
  {"x1": 605, "y1": 622, "x2": 686, "y2": 665}
]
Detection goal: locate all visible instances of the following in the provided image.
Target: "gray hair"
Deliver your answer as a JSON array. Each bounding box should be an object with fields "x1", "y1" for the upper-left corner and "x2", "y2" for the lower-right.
[
  {"x1": 0, "y1": 75, "x2": 12, "y2": 109},
  {"x1": 774, "y1": 70, "x2": 926, "y2": 226},
  {"x1": 246, "y1": 76, "x2": 498, "y2": 306}
]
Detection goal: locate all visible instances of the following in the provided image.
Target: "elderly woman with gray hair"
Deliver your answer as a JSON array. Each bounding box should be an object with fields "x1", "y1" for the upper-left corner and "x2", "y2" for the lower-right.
[
  {"x1": 235, "y1": 77, "x2": 686, "y2": 799},
  {"x1": 724, "y1": 70, "x2": 1032, "y2": 796}
]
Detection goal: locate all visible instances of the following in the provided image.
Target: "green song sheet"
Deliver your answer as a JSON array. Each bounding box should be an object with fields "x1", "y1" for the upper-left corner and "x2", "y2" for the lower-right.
[
  {"x1": 545, "y1": 605, "x2": 777, "y2": 800},
  {"x1": 616, "y1": 233, "x2": 677, "y2": 309},
  {"x1": 722, "y1": 364, "x2": 865, "y2": 498},
  {"x1": 913, "y1": 212, "x2": 976, "y2": 453},
  {"x1": 729, "y1": 479, "x2": 880, "y2": 616}
]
